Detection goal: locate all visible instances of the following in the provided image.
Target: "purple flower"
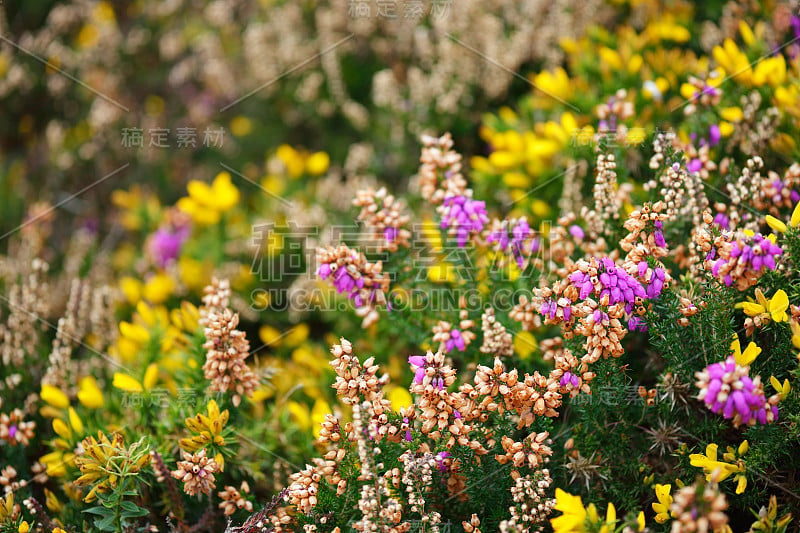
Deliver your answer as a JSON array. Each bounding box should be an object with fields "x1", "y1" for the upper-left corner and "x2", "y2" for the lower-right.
[
  {"x1": 769, "y1": 178, "x2": 800, "y2": 205},
  {"x1": 569, "y1": 225, "x2": 585, "y2": 240},
  {"x1": 408, "y1": 355, "x2": 427, "y2": 384},
  {"x1": 568, "y1": 257, "x2": 647, "y2": 313},
  {"x1": 487, "y1": 218, "x2": 533, "y2": 268},
  {"x1": 713, "y1": 212, "x2": 730, "y2": 230},
  {"x1": 440, "y1": 195, "x2": 489, "y2": 247},
  {"x1": 653, "y1": 220, "x2": 666, "y2": 248},
  {"x1": 8, "y1": 425, "x2": 17, "y2": 440},
  {"x1": 148, "y1": 226, "x2": 190, "y2": 268},
  {"x1": 384, "y1": 227, "x2": 399, "y2": 243},
  {"x1": 687, "y1": 158, "x2": 703, "y2": 173},
  {"x1": 539, "y1": 297, "x2": 572, "y2": 322},
  {"x1": 559, "y1": 372, "x2": 580, "y2": 388},
  {"x1": 628, "y1": 316, "x2": 648, "y2": 332},
  {"x1": 646, "y1": 267, "x2": 666, "y2": 299},
  {"x1": 445, "y1": 329, "x2": 467, "y2": 351},
  {"x1": 698, "y1": 357, "x2": 778, "y2": 426},
  {"x1": 403, "y1": 417, "x2": 412, "y2": 442},
  {"x1": 436, "y1": 451, "x2": 451, "y2": 473},
  {"x1": 710, "y1": 233, "x2": 783, "y2": 286},
  {"x1": 708, "y1": 124, "x2": 721, "y2": 146}
]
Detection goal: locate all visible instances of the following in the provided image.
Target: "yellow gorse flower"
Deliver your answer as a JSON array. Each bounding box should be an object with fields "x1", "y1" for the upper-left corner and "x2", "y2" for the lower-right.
[
  {"x1": 74, "y1": 432, "x2": 151, "y2": 502},
  {"x1": 730, "y1": 336, "x2": 761, "y2": 367},
  {"x1": 529, "y1": 67, "x2": 573, "y2": 107},
  {"x1": 40, "y1": 406, "x2": 85, "y2": 478},
  {"x1": 749, "y1": 495, "x2": 794, "y2": 531},
  {"x1": 0, "y1": 492, "x2": 15, "y2": 521},
  {"x1": 740, "y1": 289, "x2": 789, "y2": 323},
  {"x1": 177, "y1": 171, "x2": 239, "y2": 225},
  {"x1": 275, "y1": 145, "x2": 330, "y2": 177},
  {"x1": 40, "y1": 384, "x2": 69, "y2": 410},
  {"x1": 77, "y1": 376, "x2": 105, "y2": 409},
  {"x1": 652, "y1": 483, "x2": 675, "y2": 523},
  {"x1": 180, "y1": 399, "x2": 229, "y2": 452},
  {"x1": 550, "y1": 488, "x2": 619, "y2": 533},
  {"x1": 712, "y1": 39, "x2": 752, "y2": 86},
  {"x1": 690, "y1": 442, "x2": 748, "y2": 494},
  {"x1": 113, "y1": 363, "x2": 159, "y2": 393},
  {"x1": 551, "y1": 488, "x2": 587, "y2": 532},
  {"x1": 765, "y1": 215, "x2": 788, "y2": 234},
  {"x1": 770, "y1": 375, "x2": 791, "y2": 401}
]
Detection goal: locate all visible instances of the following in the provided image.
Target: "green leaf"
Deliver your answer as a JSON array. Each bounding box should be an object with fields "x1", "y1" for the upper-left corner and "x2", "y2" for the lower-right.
[
  {"x1": 94, "y1": 514, "x2": 117, "y2": 532},
  {"x1": 120, "y1": 500, "x2": 148, "y2": 518},
  {"x1": 84, "y1": 505, "x2": 113, "y2": 517}
]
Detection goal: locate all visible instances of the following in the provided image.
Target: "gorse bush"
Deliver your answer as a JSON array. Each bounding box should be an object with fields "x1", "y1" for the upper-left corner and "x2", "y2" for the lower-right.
[{"x1": 2, "y1": 0, "x2": 800, "y2": 532}]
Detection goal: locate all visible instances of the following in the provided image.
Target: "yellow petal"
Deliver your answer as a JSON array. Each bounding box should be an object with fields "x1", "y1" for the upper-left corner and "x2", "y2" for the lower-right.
[
  {"x1": 306, "y1": 152, "x2": 330, "y2": 176},
  {"x1": 207, "y1": 399, "x2": 220, "y2": 420},
  {"x1": 741, "y1": 302, "x2": 765, "y2": 317},
  {"x1": 68, "y1": 407, "x2": 84, "y2": 434},
  {"x1": 211, "y1": 172, "x2": 239, "y2": 211},
  {"x1": 654, "y1": 484, "x2": 672, "y2": 503},
  {"x1": 738, "y1": 440, "x2": 749, "y2": 455},
  {"x1": 736, "y1": 342, "x2": 761, "y2": 367},
  {"x1": 605, "y1": 502, "x2": 616, "y2": 524},
  {"x1": 791, "y1": 202, "x2": 800, "y2": 228},
  {"x1": 739, "y1": 21, "x2": 756, "y2": 46},
  {"x1": 311, "y1": 398, "x2": 332, "y2": 439},
  {"x1": 766, "y1": 215, "x2": 787, "y2": 233},
  {"x1": 769, "y1": 290, "x2": 789, "y2": 322},
  {"x1": 387, "y1": 386, "x2": 413, "y2": 411},
  {"x1": 41, "y1": 385, "x2": 70, "y2": 409},
  {"x1": 736, "y1": 474, "x2": 747, "y2": 494},
  {"x1": 119, "y1": 277, "x2": 142, "y2": 305},
  {"x1": 720, "y1": 106, "x2": 744, "y2": 122},
  {"x1": 187, "y1": 180, "x2": 215, "y2": 207},
  {"x1": 78, "y1": 376, "x2": 105, "y2": 409},
  {"x1": 120, "y1": 321, "x2": 150, "y2": 344},
  {"x1": 52, "y1": 418, "x2": 71, "y2": 440},
  {"x1": 706, "y1": 443, "x2": 718, "y2": 461},
  {"x1": 143, "y1": 363, "x2": 159, "y2": 390},
  {"x1": 113, "y1": 372, "x2": 143, "y2": 393}
]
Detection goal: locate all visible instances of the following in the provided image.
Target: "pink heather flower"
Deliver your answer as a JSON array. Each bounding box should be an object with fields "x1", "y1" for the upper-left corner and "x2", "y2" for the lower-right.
[
  {"x1": 708, "y1": 124, "x2": 721, "y2": 146},
  {"x1": 696, "y1": 356, "x2": 778, "y2": 427},
  {"x1": 559, "y1": 372, "x2": 580, "y2": 388},
  {"x1": 440, "y1": 194, "x2": 489, "y2": 247},
  {"x1": 487, "y1": 217, "x2": 536, "y2": 268},
  {"x1": 403, "y1": 417, "x2": 412, "y2": 442},
  {"x1": 148, "y1": 225, "x2": 190, "y2": 268},
  {"x1": 408, "y1": 355, "x2": 427, "y2": 385},
  {"x1": 568, "y1": 257, "x2": 647, "y2": 313},
  {"x1": 628, "y1": 316, "x2": 647, "y2": 332},
  {"x1": 408, "y1": 354, "x2": 445, "y2": 390},
  {"x1": 644, "y1": 265, "x2": 666, "y2": 299},
  {"x1": 687, "y1": 158, "x2": 703, "y2": 173},
  {"x1": 384, "y1": 226, "x2": 399, "y2": 243},
  {"x1": 709, "y1": 233, "x2": 783, "y2": 286},
  {"x1": 569, "y1": 225, "x2": 585, "y2": 240},
  {"x1": 445, "y1": 329, "x2": 466, "y2": 351},
  {"x1": 713, "y1": 212, "x2": 730, "y2": 230},
  {"x1": 540, "y1": 298, "x2": 572, "y2": 321},
  {"x1": 436, "y1": 451, "x2": 451, "y2": 473},
  {"x1": 769, "y1": 177, "x2": 800, "y2": 205}
]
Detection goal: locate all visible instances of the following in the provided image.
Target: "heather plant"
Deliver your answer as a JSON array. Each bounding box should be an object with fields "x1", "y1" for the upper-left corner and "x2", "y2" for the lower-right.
[{"x1": 2, "y1": 1, "x2": 800, "y2": 533}]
